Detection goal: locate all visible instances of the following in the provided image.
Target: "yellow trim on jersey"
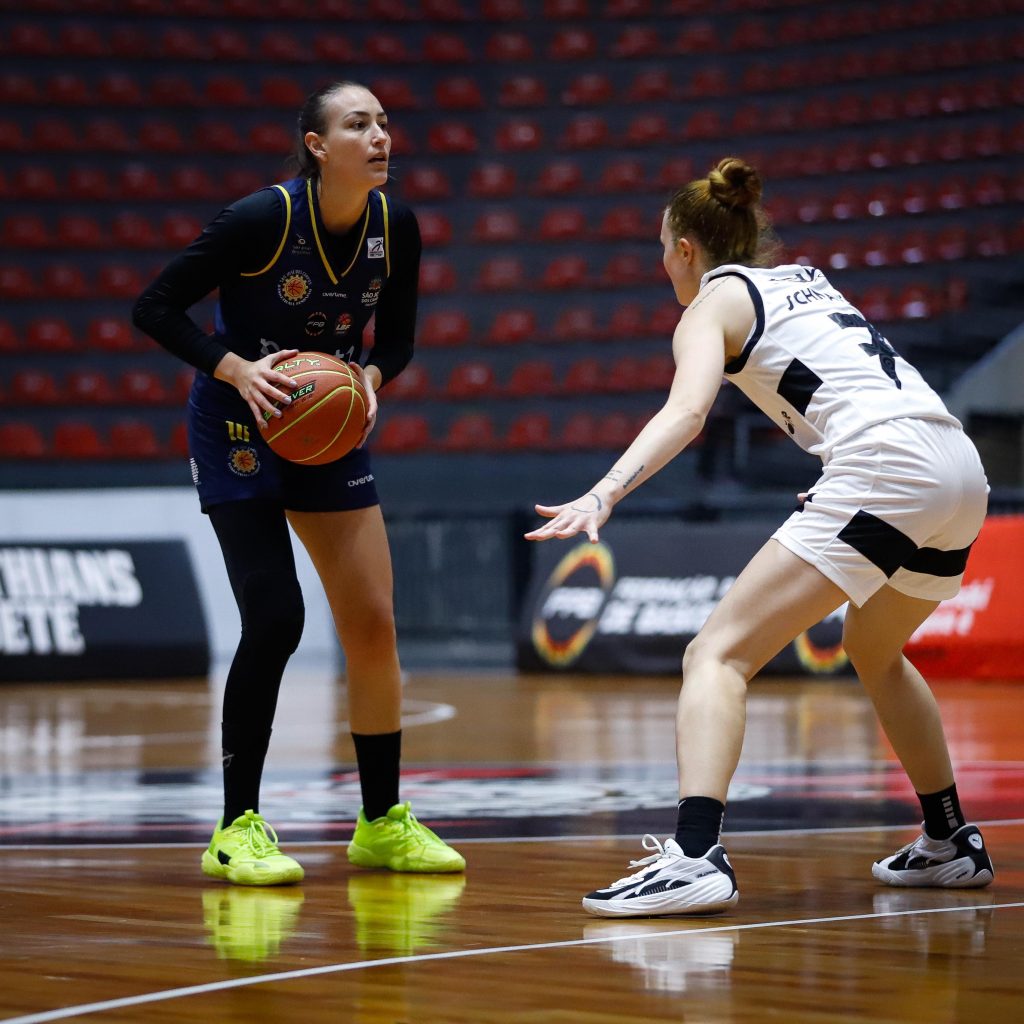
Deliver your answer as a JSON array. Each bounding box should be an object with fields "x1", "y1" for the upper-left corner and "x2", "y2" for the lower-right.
[
  {"x1": 380, "y1": 190, "x2": 391, "y2": 278},
  {"x1": 307, "y1": 177, "x2": 370, "y2": 284},
  {"x1": 240, "y1": 184, "x2": 291, "y2": 277}
]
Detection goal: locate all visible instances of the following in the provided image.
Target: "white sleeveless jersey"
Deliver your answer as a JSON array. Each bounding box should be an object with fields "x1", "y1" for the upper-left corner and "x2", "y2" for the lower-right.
[{"x1": 703, "y1": 264, "x2": 960, "y2": 460}]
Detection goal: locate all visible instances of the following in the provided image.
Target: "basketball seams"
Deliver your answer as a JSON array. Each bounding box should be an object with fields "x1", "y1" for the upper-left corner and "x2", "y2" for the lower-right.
[{"x1": 263, "y1": 360, "x2": 367, "y2": 464}]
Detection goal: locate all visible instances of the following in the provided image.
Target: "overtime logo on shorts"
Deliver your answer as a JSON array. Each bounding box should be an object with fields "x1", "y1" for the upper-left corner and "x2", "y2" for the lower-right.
[
  {"x1": 532, "y1": 541, "x2": 616, "y2": 667},
  {"x1": 227, "y1": 445, "x2": 260, "y2": 477},
  {"x1": 278, "y1": 269, "x2": 312, "y2": 305}
]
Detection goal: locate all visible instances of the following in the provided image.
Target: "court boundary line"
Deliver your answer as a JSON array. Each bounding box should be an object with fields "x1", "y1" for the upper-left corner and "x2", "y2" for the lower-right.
[
  {"x1": 1, "y1": 817, "x2": 1022, "y2": 852},
  {"x1": 4, "y1": 900, "x2": 1022, "y2": 1024}
]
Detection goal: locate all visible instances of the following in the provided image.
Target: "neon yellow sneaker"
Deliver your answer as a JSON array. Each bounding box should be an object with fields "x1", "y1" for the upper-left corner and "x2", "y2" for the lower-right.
[
  {"x1": 347, "y1": 802, "x2": 466, "y2": 873},
  {"x1": 202, "y1": 887, "x2": 305, "y2": 962},
  {"x1": 201, "y1": 809, "x2": 304, "y2": 886}
]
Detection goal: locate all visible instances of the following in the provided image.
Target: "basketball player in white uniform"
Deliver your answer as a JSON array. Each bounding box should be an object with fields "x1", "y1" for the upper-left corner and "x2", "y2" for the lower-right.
[{"x1": 526, "y1": 158, "x2": 994, "y2": 917}]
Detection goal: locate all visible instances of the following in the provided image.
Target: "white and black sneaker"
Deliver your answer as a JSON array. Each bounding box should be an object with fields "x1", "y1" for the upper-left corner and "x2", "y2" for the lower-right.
[
  {"x1": 582, "y1": 835, "x2": 739, "y2": 918},
  {"x1": 872, "y1": 824, "x2": 994, "y2": 888}
]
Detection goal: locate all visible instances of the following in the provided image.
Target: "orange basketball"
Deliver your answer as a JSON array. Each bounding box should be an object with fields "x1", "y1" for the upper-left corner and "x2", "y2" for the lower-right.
[{"x1": 262, "y1": 352, "x2": 368, "y2": 465}]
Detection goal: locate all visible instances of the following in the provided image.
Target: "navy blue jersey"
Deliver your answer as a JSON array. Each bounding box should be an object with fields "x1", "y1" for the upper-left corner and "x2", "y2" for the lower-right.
[{"x1": 215, "y1": 178, "x2": 392, "y2": 367}]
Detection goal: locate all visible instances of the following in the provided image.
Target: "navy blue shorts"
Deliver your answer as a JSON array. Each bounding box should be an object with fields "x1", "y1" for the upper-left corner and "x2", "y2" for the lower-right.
[{"x1": 186, "y1": 373, "x2": 379, "y2": 514}]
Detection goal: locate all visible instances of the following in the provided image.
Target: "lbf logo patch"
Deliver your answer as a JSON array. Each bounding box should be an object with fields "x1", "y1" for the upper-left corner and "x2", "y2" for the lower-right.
[
  {"x1": 366, "y1": 237, "x2": 385, "y2": 259},
  {"x1": 277, "y1": 269, "x2": 312, "y2": 305}
]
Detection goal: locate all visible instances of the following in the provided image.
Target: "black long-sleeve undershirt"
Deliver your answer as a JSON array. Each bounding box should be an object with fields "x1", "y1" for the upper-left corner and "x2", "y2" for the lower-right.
[{"x1": 132, "y1": 186, "x2": 421, "y2": 388}]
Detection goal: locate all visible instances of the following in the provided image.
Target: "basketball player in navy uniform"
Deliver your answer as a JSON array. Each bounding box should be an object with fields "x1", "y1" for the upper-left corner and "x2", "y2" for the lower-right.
[
  {"x1": 134, "y1": 82, "x2": 464, "y2": 884},
  {"x1": 526, "y1": 158, "x2": 994, "y2": 916}
]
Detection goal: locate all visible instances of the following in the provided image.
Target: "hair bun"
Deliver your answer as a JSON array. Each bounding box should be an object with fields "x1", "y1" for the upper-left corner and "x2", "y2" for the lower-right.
[{"x1": 707, "y1": 157, "x2": 762, "y2": 210}]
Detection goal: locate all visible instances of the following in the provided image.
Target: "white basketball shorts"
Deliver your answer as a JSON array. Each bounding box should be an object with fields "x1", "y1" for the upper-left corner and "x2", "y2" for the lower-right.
[{"x1": 773, "y1": 418, "x2": 989, "y2": 608}]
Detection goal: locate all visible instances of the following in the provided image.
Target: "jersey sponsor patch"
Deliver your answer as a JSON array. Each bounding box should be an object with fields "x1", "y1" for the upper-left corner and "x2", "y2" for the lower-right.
[
  {"x1": 366, "y1": 236, "x2": 385, "y2": 259},
  {"x1": 277, "y1": 269, "x2": 312, "y2": 305},
  {"x1": 227, "y1": 445, "x2": 260, "y2": 477},
  {"x1": 361, "y1": 277, "x2": 383, "y2": 306},
  {"x1": 305, "y1": 311, "x2": 327, "y2": 336}
]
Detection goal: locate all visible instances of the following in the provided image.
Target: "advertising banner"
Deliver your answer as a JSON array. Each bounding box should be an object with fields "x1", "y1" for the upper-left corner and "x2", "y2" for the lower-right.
[
  {"x1": 517, "y1": 516, "x2": 1022, "y2": 680},
  {"x1": 0, "y1": 540, "x2": 210, "y2": 682}
]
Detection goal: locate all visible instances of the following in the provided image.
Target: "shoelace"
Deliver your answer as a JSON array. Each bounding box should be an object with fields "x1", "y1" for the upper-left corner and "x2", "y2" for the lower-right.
[
  {"x1": 234, "y1": 815, "x2": 282, "y2": 858},
  {"x1": 607, "y1": 834, "x2": 677, "y2": 887}
]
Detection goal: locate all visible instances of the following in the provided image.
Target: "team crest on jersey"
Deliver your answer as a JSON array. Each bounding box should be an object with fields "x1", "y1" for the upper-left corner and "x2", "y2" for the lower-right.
[
  {"x1": 361, "y1": 277, "x2": 383, "y2": 306},
  {"x1": 366, "y1": 237, "x2": 385, "y2": 259},
  {"x1": 278, "y1": 269, "x2": 312, "y2": 305},
  {"x1": 335, "y1": 312, "x2": 353, "y2": 335},
  {"x1": 227, "y1": 445, "x2": 260, "y2": 477},
  {"x1": 305, "y1": 311, "x2": 327, "y2": 336}
]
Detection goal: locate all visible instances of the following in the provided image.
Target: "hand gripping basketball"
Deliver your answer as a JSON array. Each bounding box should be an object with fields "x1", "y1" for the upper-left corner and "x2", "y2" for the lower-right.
[{"x1": 262, "y1": 352, "x2": 368, "y2": 465}]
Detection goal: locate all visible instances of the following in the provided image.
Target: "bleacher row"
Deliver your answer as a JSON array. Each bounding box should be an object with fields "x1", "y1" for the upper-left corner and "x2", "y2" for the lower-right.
[{"x1": 1, "y1": 1, "x2": 1023, "y2": 477}]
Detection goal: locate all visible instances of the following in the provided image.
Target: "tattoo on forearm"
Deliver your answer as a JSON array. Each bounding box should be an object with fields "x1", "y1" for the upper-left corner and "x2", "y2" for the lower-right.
[
  {"x1": 571, "y1": 492, "x2": 603, "y2": 513},
  {"x1": 623, "y1": 465, "x2": 644, "y2": 488},
  {"x1": 603, "y1": 469, "x2": 623, "y2": 482}
]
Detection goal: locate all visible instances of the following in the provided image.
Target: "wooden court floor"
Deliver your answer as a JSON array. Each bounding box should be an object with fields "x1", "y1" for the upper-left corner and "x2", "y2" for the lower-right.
[{"x1": 0, "y1": 669, "x2": 1022, "y2": 1023}]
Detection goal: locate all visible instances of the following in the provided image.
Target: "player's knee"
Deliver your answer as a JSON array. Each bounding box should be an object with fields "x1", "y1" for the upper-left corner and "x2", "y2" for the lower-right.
[
  {"x1": 338, "y1": 599, "x2": 396, "y2": 657},
  {"x1": 240, "y1": 572, "x2": 305, "y2": 656}
]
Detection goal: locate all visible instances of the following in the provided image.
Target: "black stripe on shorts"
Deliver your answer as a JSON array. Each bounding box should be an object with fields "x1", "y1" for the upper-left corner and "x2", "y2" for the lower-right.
[{"x1": 837, "y1": 510, "x2": 972, "y2": 579}]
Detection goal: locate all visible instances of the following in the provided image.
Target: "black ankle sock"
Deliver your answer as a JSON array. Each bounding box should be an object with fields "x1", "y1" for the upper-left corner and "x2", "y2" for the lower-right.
[
  {"x1": 918, "y1": 783, "x2": 965, "y2": 840},
  {"x1": 352, "y1": 730, "x2": 402, "y2": 821},
  {"x1": 222, "y1": 723, "x2": 272, "y2": 825},
  {"x1": 674, "y1": 796, "x2": 726, "y2": 857}
]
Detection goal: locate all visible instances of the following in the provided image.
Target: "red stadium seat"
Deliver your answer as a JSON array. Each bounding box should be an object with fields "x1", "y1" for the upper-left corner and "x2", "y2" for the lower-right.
[
  {"x1": 468, "y1": 163, "x2": 518, "y2": 198},
  {"x1": 119, "y1": 370, "x2": 170, "y2": 405},
  {"x1": 486, "y1": 31, "x2": 534, "y2": 63},
  {"x1": 495, "y1": 118, "x2": 543, "y2": 152},
  {"x1": 549, "y1": 27, "x2": 597, "y2": 60},
  {"x1": 12, "y1": 166, "x2": 59, "y2": 200},
  {"x1": 365, "y1": 34, "x2": 415, "y2": 63},
  {"x1": 66, "y1": 369, "x2": 117, "y2": 406},
  {"x1": 418, "y1": 257, "x2": 457, "y2": 293},
  {"x1": 260, "y1": 32, "x2": 307, "y2": 63},
  {"x1": 400, "y1": 166, "x2": 452, "y2": 201},
  {"x1": 562, "y1": 113, "x2": 611, "y2": 151},
  {"x1": 675, "y1": 20, "x2": 719, "y2": 52},
  {"x1": 0, "y1": 320, "x2": 18, "y2": 352},
  {"x1": 161, "y1": 25, "x2": 208, "y2": 60},
  {"x1": 487, "y1": 308, "x2": 538, "y2": 345},
  {"x1": 563, "y1": 357, "x2": 606, "y2": 394},
  {"x1": 386, "y1": 364, "x2": 430, "y2": 401},
  {"x1": 7, "y1": 22, "x2": 54, "y2": 56},
  {"x1": 601, "y1": 251, "x2": 655, "y2": 286},
  {"x1": 2, "y1": 266, "x2": 38, "y2": 301},
  {"x1": 2, "y1": 214, "x2": 48, "y2": 250},
  {"x1": 533, "y1": 160, "x2": 583, "y2": 196},
  {"x1": 424, "y1": 32, "x2": 472, "y2": 63},
  {"x1": 167, "y1": 421, "x2": 189, "y2": 458},
  {"x1": 545, "y1": 0, "x2": 589, "y2": 15},
  {"x1": 419, "y1": 310, "x2": 471, "y2": 346},
  {"x1": 538, "y1": 207, "x2": 587, "y2": 242},
  {"x1": 11, "y1": 370, "x2": 62, "y2": 405},
  {"x1": 66, "y1": 167, "x2": 112, "y2": 200},
  {"x1": 314, "y1": 34, "x2": 359, "y2": 63},
  {"x1": 596, "y1": 158, "x2": 646, "y2": 194},
  {"x1": 505, "y1": 359, "x2": 557, "y2": 396},
  {"x1": 375, "y1": 414, "x2": 431, "y2": 453},
  {"x1": 98, "y1": 72, "x2": 145, "y2": 106},
  {"x1": 27, "y1": 317, "x2": 76, "y2": 352},
  {"x1": 505, "y1": 411, "x2": 553, "y2": 450},
  {"x1": 476, "y1": 256, "x2": 526, "y2": 291},
  {"x1": 472, "y1": 209, "x2": 523, "y2": 242},
  {"x1": 611, "y1": 25, "x2": 662, "y2": 58},
  {"x1": 83, "y1": 118, "x2": 132, "y2": 153},
  {"x1": 370, "y1": 77, "x2": 421, "y2": 110},
  {"x1": 626, "y1": 68, "x2": 676, "y2": 102},
  {"x1": 0, "y1": 422, "x2": 47, "y2": 458},
  {"x1": 112, "y1": 212, "x2": 159, "y2": 249},
  {"x1": 562, "y1": 73, "x2": 613, "y2": 106},
  {"x1": 441, "y1": 412, "x2": 499, "y2": 452},
  {"x1": 88, "y1": 317, "x2": 138, "y2": 352},
  {"x1": 120, "y1": 164, "x2": 163, "y2": 199},
  {"x1": 162, "y1": 212, "x2": 203, "y2": 248},
  {"x1": 250, "y1": 122, "x2": 293, "y2": 154},
  {"x1": 109, "y1": 419, "x2": 162, "y2": 458},
  {"x1": 427, "y1": 121, "x2": 478, "y2": 154},
  {"x1": 445, "y1": 361, "x2": 497, "y2": 399},
  {"x1": 47, "y1": 73, "x2": 91, "y2": 107},
  {"x1": 608, "y1": 302, "x2": 648, "y2": 338},
  {"x1": 597, "y1": 205, "x2": 649, "y2": 240},
  {"x1": 557, "y1": 411, "x2": 602, "y2": 450},
  {"x1": 552, "y1": 305, "x2": 602, "y2": 341},
  {"x1": 33, "y1": 118, "x2": 80, "y2": 152},
  {"x1": 416, "y1": 210, "x2": 453, "y2": 247},
  {"x1": 43, "y1": 263, "x2": 89, "y2": 299},
  {"x1": 435, "y1": 76, "x2": 485, "y2": 109},
  {"x1": 261, "y1": 76, "x2": 305, "y2": 108},
  {"x1": 498, "y1": 75, "x2": 547, "y2": 107},
  {"x1": 641, "y1": 352, "x2": 676, "y2": 390},
  {"x1": 596, "y1": 411, "x2": 638, "y2": 448},
  {"x1": 540, "y1": 255, "x2": 589, "y2": 290}
]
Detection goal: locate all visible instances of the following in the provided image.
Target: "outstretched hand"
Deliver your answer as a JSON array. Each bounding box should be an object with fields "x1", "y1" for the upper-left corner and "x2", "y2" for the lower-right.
[{"x1": 524, "y1": 492, "x2": 610, "y2": 544}]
